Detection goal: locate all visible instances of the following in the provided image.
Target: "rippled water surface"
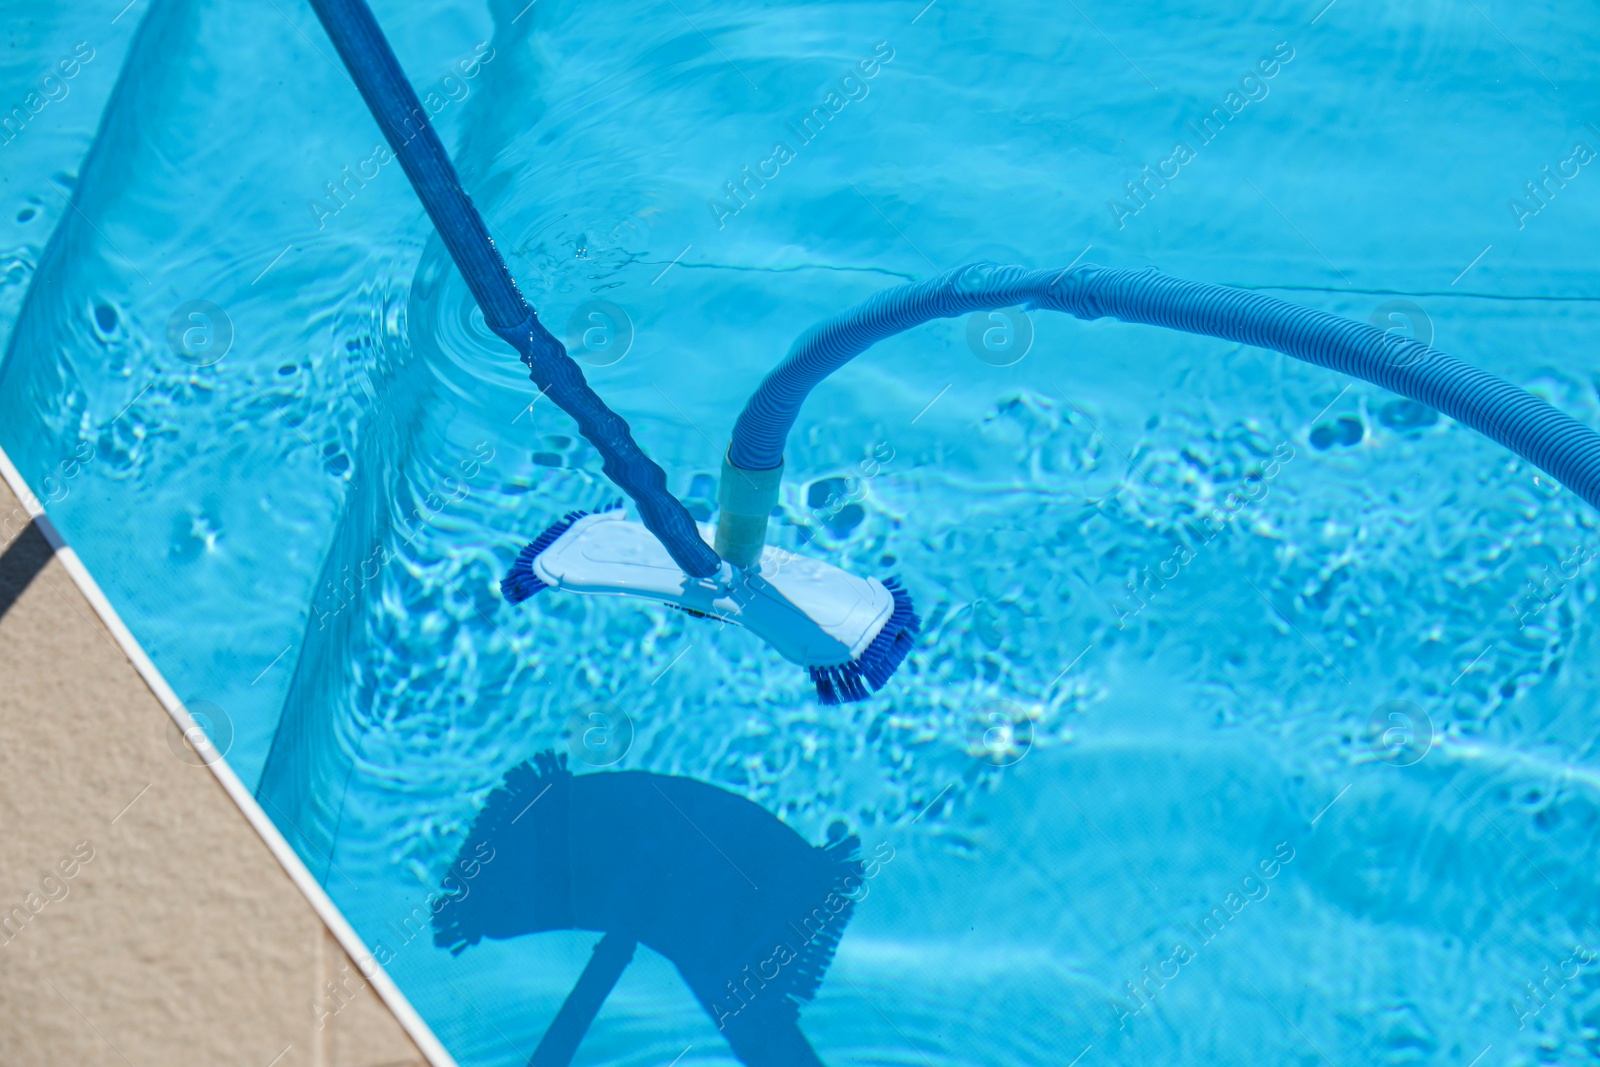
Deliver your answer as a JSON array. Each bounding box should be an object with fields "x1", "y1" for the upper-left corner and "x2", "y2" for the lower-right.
[{"x1": 4, "y1": 0, "x2": 1600, "y2": 1064}]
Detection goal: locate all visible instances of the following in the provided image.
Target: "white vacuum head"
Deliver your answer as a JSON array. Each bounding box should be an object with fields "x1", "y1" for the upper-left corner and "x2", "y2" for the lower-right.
[{"x1": 502, "y1": 509, "x2": 918, "y2": 704}]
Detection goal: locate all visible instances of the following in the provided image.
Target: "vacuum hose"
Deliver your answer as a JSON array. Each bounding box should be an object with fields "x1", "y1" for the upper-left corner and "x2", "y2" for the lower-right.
[
  {"x1": 298, "y1": 2, "x2": 1600, "y2": 574},
  {"x1": 723, "y1": 264, "x2": 1600, "y2": 549}
]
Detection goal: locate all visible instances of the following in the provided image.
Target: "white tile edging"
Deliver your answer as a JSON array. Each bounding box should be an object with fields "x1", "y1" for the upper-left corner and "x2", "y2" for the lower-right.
[{"x1": 0, "y1": 444, "x2": 460, "y2": 1067}]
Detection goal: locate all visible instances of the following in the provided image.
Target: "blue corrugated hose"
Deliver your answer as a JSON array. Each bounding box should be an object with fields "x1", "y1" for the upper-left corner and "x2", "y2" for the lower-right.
[
  {"x1": 306, "y1": 0, "x2": 721, "y2": 578},
  {"x1": 303, "y1": 0, "x2": 1600, "y2": 556},
  {"x1": 730, "y1": 263, "x2": 1600, "y2": 515}
]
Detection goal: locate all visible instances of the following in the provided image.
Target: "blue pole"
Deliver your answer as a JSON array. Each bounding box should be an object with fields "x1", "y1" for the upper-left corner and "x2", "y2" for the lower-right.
[{"x1": 305, "y1": 0, "x2": 721, "y2": 578}]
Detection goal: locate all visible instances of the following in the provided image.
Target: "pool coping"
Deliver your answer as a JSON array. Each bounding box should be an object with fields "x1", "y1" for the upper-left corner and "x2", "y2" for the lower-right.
[{"x1": 0, "y1": 443, "x2": 461, "y2": 1067}]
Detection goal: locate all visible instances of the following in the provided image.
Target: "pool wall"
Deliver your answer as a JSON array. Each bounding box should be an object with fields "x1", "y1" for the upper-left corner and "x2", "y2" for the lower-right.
[{"x1": 0, "y1": 442, "x2": 459, "y2": 1067}]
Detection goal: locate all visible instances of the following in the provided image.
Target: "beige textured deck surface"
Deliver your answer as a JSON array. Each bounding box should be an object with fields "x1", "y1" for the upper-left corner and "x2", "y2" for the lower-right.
[{"x1": 0, "y1": 476, "x2": 427, "y2": 1067}]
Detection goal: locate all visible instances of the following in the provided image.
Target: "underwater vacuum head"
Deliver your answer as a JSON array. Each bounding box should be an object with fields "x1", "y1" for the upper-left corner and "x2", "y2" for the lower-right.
[{"x1": 502, "y1": 509, "x2": 918, "y2": 704}]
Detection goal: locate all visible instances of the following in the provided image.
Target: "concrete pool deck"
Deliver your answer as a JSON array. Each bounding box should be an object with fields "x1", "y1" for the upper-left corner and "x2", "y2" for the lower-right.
[{"x1": 0, "y1": 474, "x2": 427, "y2": 1067}]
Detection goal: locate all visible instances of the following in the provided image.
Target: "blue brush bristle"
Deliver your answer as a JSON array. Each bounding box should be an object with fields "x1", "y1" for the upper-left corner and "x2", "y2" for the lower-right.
[
  {"x1": 499, "y1": 511, "x2": 588, "y2": 604},
  {"x1": 500, "y1": 509, "x2": 590, "y2": 603},
  {"x1": 502, "y1": 500, "x2": 625, "y2": 604},
  {"x1": 808, "y1": 577, "x2": 920, "y2": 706}
]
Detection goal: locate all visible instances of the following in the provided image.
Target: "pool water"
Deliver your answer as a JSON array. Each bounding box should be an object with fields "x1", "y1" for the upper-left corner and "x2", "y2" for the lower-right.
[{"x1": 4, "y1": 0, "x2": 1600, "y2": 1063}]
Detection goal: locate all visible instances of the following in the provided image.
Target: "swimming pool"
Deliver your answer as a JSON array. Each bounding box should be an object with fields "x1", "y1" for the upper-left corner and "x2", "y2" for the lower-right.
[{"x1": 3, "y1": 0, "x2": 1599, "y2": 1062}]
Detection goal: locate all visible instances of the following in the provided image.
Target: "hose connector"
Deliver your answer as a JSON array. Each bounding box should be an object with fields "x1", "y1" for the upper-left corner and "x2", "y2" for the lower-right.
[{"x1": 714, "y1": 450, "x2": 783, "y2": 569}]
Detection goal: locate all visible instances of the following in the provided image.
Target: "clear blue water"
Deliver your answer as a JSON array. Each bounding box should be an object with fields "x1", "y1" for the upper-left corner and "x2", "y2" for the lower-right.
[{"x1": 4, "y1": 0, "x2": 1600, "y2": 1063}]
